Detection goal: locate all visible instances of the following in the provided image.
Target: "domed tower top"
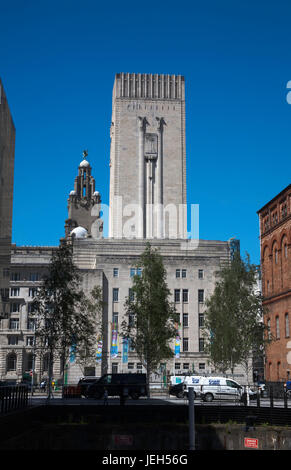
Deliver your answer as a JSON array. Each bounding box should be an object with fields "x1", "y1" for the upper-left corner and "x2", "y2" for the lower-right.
[{"x1": 64, "y1": 150, "x2": 103, "y2": 239}]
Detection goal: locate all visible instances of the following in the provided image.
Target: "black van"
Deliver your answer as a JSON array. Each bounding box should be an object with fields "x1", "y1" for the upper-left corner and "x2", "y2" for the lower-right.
[{"x1": 86, "y1": 373, "x2": 147, "y2": 400}]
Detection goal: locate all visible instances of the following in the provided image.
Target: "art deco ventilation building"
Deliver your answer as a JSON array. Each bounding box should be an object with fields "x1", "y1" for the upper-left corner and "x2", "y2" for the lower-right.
[{"x1": 0, "y1": 74, "x2": 249, "y2": 385}]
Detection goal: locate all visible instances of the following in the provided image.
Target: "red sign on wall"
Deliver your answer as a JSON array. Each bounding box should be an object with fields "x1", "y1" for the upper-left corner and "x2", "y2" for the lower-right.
[{"x1": 244, "y1": 438, "x2": 258, "y2": 449}]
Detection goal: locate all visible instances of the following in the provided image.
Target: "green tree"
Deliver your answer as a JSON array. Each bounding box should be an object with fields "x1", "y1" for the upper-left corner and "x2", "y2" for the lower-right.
[
  {"x1": 203, "y1": 252, "x2": 270, "y2": 380},
  {"x1": 121, "y1": 243, "x2": 179, "y2": 397},
  {"x1": 76, "y1": 285, "x2": 105, "y2": 374},
  {"x1": 32, "y1": 242, "x2": 99, "y2": 399}
]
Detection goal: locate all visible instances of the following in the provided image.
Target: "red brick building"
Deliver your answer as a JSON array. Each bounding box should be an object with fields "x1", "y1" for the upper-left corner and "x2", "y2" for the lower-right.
[{"x1": 258, "y1": 184, "x2": 291, "y2": 382}]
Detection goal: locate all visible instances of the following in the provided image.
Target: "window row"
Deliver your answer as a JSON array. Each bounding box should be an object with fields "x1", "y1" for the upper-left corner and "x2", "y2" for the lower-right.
[
  {"x1": 10, "y1": 287, "x2": 38, "y2": 297},
  {"x1": 10, "y1": 302, "x2": 37, "y2": 313},
  {"x1": 10, "y1": 272, "x2": 41, "y2": 281},
  {"x1": 112, "y1": 312, "x2": 205, "y2": 328},
  {"x1": 7, "y1": 335, "x2": 35, "y2": 346},
  {"x1": 175, "y1": 362, "x2": 206, "y2": 371},
  {"x1": 174, "y1": 289, "x2": 204, "y2": 303},
  {"x1": 7, "y1": 318, "x2": 35, "y2": 330},
  {"x1": 112, "y1": 268, "x2": 205, "y2": 279},
  {"x1": 179, "y1": 338, "x2": 204, "y2": 352},
  {"x1": 267, "y1": 313, "x2": 290, "y2": 339}
]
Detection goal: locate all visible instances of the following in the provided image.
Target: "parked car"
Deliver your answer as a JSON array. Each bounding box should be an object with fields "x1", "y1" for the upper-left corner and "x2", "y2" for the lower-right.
[
  {"x1": 284, "y1": 381, "x2": 291, "y2": 397},
  {"x1": 78, "y1": 376, "x2": 100, "y2": 397},
  {"x1": 86, "y1": 373, "x2": 147, "y2": 400}
]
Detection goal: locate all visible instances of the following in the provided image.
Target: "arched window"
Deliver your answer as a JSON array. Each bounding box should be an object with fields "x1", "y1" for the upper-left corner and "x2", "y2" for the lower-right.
[{"x1": 7, "y1": 353, "x2": 17, "y2": 371}]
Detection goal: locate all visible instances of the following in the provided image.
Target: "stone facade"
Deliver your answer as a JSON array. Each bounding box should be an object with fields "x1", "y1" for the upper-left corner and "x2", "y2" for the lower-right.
[
  {"x1": 0, "y1": 79, "x2": 15, "y2": 326},
  {"x1": 109, "y1": 73, "x2": 187, "y2": 239},
  {"x1": 258, "y1": 184, "x2": 291, "y2": 382}
]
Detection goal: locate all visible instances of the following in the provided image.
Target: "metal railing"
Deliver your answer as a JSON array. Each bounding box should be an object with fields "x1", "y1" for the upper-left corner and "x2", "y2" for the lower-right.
[{"x1": 0, "y1": 385, "x2": 29, "y2": 414}]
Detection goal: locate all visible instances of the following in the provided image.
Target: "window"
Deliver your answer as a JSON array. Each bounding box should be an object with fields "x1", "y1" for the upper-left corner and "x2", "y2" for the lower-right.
[
  {"x1": 130, "y1": 268, "x2": 142, "y2": 277},
  {"x1": 113, "y1": 268, "x2": 119, "y2": 278},
  {"x1": 276, "y1": 316, "x2": 280, "y2": 339},
  {"x1": 182, "y1": 289, "x2": 188, "y2": 303},
  {"x1": 199, "y1": 313, "x2": 204, "y2": 328},
  {"x1": 10, "y1": 303, "x2": 20, "y2": 313},
  {"x1": 183, "y1": 338, "x2": 188, "y2": 352},
  {"x1": 7, "y1": 353, "x2": 17, "y2": 371},
  {"x1": 28, "y1": 303, "x2": 37, "y2": 314},
  {"x1": 198, "y1": 269, "x2": 204, "y2": 279},
  {"x1": 29, "y1": 273, "x2": 39, "y2": 281},
  {"x1": 174, "y1": 289, "x2": 180, "y2": 303},
  {"x1": 11, "y1": 272, "x2": 20, "y2": 281},
  {"x1": 10, "y1": 288, "x2": 20, "y2": 297},
  {"x1": 9, "y1": 319, "x2": 19, "y2": 330},
  {"x1": 129, "y1": 313, "x2": 135, "y2": 327},
  {"x1": 29, "y1": 288, "x2": 38, "y2": 297},
  {"x1": 267, "y1": 318, "x2": 271, "y2": 340},
  {"x1": 112, "y1": 363, "x2": 118, "y2": 374},
  {"x1": 8, "y1": 336, "x2": 18, "y2": 345},
  {"x1": 285, "y1": 313, "x2": 290, "y2": 338},
  {"x1": 27, "y1": 318, "x2": 35, "y2": 330},
  {"x1": 285, "y1": 243, "x2": 288, "y2": 259},
  {"x1": 137, "y1": 363, "x2": 143, "y2": 371},
  {"x1": 198, "y1": 289, "x2": 204, "y2": 303},
  {"x1": 183, "y1": 363, "x2": 189, "y2": 370},
  {"x1": 128, "y1": 362, "x2": 134, "y2": 370},
  {"x1": 176, "y1": 269, "x2": 186, "y2": 278},
  {"x1": 129, "y1": 288, "x2": 134, "y2": 302},
  {"x1": 26, "y1": 336, "x2": 35, "y2": 346},
  {"x1": 199, "y1": 338, "x2": 204, "y2": 352},
  {"x1": 183, "y1": 313, "x2": 188, "y2": 327},
  {"x1": 199, "y1": 363, "x2": 205, "y2": 370},
  {"x1": 112, "y1": 312, "x2": 118, "y2": 324},
  {"x1": 113, "y1": 288, "x2": 119, "y2": 302},
  {"x1": 175, "y1": 363, "x2": 181, "y2": 370}
]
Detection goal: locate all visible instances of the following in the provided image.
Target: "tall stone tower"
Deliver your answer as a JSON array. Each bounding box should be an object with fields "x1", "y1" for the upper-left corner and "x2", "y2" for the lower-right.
[
  {"x1": 65, "y1": 151, "x2": 103, "y2": 239},
  {"x1": 109, "y1": 73, "x2": 187, "y2": 239},
  {"x1": 0, "y1": 79, "x2": 15, "y2": 319}
]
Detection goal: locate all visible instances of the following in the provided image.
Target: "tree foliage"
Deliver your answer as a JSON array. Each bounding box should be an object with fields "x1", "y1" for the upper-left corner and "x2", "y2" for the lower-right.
[
  {"x1": 203, "y1": 252, "x2": 270, "y2": 378},
  {"x1": 32, "y1": 243, "x2": 100, "y2": 397},
  {"x1": 121, "y1": 244, "x2": 179, "y2": 395}
]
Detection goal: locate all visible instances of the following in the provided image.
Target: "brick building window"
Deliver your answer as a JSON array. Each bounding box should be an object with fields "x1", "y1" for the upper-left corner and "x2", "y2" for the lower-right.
[
  {"x1": 276, "y1": 316, "x2": 280, "y2": 339},
  {"x1": 285, "y1": 313, "x2": 290, "y2": 338}
]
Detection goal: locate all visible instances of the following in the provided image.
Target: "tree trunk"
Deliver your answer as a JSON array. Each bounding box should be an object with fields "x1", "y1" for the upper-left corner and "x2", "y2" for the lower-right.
[{"x1": 146, "y1": 364, "x2": 151, "y2": 399}]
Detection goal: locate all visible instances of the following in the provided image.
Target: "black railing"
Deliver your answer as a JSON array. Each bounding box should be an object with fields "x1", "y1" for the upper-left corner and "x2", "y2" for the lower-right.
[{"x1": 0, "y1": 386, "x2": 29, "y2": 414}]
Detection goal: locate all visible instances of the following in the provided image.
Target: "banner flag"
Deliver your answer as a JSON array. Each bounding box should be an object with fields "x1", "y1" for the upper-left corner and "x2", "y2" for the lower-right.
[
  {"x1": 174, "y1": 322, "x2": 181, "y2": 358},
  {"x1": 96, "y1": 340, "x2": 102, "y2": 362},
  {"x1": 111, "y1": 322, "x2": 118, "y2": 358},
  {"x1": 122, "y1": 337, "x2": 129, "y2": 363}
]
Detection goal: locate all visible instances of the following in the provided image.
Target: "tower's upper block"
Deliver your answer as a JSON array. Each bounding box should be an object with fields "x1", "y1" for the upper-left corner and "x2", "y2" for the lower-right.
[
  {"x1": 113, "y1": 73, "x2": 185, "y2": 101},
  {"x1": 109, "y1": 73, "x2": 187, "y2": 240}
]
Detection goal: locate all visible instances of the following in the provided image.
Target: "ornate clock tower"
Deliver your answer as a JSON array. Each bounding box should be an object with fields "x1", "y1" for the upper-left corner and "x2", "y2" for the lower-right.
[{"x1": 65, "y1": 151, "x2": 103, "y2": 239}]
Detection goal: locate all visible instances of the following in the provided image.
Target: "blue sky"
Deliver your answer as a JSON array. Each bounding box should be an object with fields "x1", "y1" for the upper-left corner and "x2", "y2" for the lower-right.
[{"x1": 1, "y1": 0, "x2": 291, "y2": 265}]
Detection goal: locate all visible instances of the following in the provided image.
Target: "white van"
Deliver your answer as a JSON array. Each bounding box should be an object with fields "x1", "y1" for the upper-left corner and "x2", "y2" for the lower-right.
[
  {"x1": 169, "y1": 376, "x2": 207, "y2": 399},
  {"x1": 199, "y1": 377, "x2": 243, "y2": 402}
]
